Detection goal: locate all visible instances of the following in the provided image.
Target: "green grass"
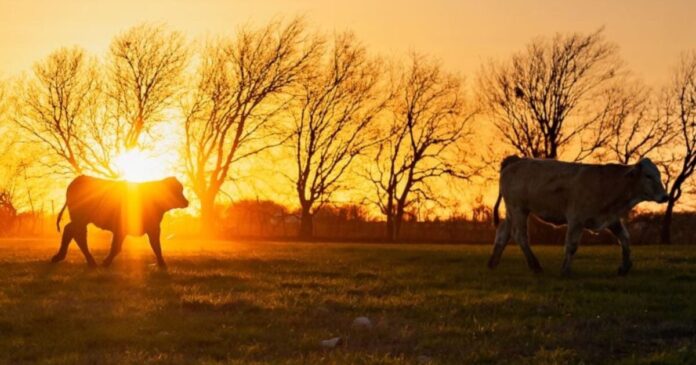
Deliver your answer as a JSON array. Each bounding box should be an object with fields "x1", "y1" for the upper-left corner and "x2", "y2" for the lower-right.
[{"x1": 0, "y1": 238, "x2": 694, "y2": 364}]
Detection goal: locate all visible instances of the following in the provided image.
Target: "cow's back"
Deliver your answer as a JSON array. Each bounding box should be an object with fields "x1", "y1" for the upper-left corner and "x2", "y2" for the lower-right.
[
  {"x1": 66, "y1": 176, "x2": 126, "y2": 230},
  {"x1": 500, "y1": 159, "x2": 634, "y2": 225},
  {"x1": 500, "y1": 159, "x2": 574, "y2": 222}
]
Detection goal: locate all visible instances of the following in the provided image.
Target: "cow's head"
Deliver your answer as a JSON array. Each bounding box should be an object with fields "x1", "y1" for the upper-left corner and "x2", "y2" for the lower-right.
[
  {"x1": 161, "y1": 177, "x2": 189, "y2": 210},
  {"x1": 630, "y1": 158, "x2": 669, "y2": 203}
]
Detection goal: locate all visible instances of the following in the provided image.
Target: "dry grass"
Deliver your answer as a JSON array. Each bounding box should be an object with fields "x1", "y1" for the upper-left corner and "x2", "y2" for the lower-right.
[{"x1": 0, "y1": 237, "x2": 694, "y2": 364}]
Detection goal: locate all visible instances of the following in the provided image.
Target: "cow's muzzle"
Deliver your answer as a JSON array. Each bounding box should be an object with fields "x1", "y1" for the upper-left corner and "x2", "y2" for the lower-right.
[
  {"x1": 657, "y1": 194, "x2": 669, "y2": 203},
  {"x1": 176, "y1": 197, "x2": 189, "y2": 208}
]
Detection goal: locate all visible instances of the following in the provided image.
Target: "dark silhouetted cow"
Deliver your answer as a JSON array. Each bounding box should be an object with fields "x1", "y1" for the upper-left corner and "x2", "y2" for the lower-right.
[{"x1": 52, "y1": 175, "x2": 189, "y2": 267}]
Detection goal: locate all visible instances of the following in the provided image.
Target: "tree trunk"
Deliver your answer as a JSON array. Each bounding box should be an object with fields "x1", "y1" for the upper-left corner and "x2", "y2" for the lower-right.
[
  {"x1": 385, "y1": 214, "x2": 395, "y2": 242},
  {"x1": 662, "y1": 175, "x2": 686, "y2": 245},
  {"x1": 394, "y1": 208, "x2": 404, "y2": 242},
  {"x1": 299, "y1": 204, "x2": 313, "y2": 240},
  {"x1": 548, "y1": 144, "x2": 557, "y2": 160},
  {"x1": 199, "y1": 191, "x2": 218, "y2": 237},
  {"x1": 660, "y1": 197, "x2": 676, "y2": 245}
]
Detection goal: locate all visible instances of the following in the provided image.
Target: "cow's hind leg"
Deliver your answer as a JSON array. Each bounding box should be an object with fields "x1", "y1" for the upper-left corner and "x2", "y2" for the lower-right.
[
  {"x1": 561, "y1": 223, "x2": 583, "y2": 277},
  {"x1": 609, "y1": 221, "x2": 632, "y2": 276},
  {"x1": 147, "y1": 228, "x2": 166, "y2": 268},
  {"x1": 72, "y1": 224, "x2": 97, "y2": 267},
  {"x1": 102, "y1": 233, "x2": 124, "y2": 267},
  {"x1": 512, "y1": 212, "x2": 543, "y2": 274},
  {"x1": 488, "y1": 219, "x2": 511, "y2": 269},
  {"x1": 51, "y1": 222, "x2": 74, "y2": 263}
]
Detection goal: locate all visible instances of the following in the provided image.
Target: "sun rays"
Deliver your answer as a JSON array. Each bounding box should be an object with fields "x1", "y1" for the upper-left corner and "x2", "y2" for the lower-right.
[{"x1": 114, "y1": 149, "x2": 169, "y2": 182}]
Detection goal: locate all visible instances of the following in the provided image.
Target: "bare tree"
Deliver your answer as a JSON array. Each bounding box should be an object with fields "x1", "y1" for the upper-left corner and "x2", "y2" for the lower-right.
[
  {"x1": 479, "y1": 29, "x2": 625, "y2": 160},
  {"x1": 288, "y1": 32, "x2": 385, "y2": 239},
  {"x1": 0, "y1": 79, "x2": 8, "y2": 158},
  {"x1": 0, "y1": 79, "x2": 16, "y2": 173},
  {"x1": 367, "y1": 54, "x2": 473, "y2": 241},
  {"x1": 606, "y1": 81, "x2": 674, "y2": 164},
  {"x1": 108, "y1": 24, "x2": 188, "y2": 149},
  {"x1": 0, "y1": 79, "x2": 6, "y2": 120},
  {"x1": 0, "y1": 81, "x2": 18, "y2": 232},
  {"x1": 13, "y1": 47, "x2": 117, "y2": 177},
  {"x1": 0, "y1": 79, "x2": 24, "y2": 216},
  {"x1": 182, "y1": 18, "x2": 322, "y2": 229},
  {"x1": 0, "y1": 187, "x2": 17, "y2": 235},
  {"x1": 661, "y1": 51, "x2": 696, "y2": 244}
]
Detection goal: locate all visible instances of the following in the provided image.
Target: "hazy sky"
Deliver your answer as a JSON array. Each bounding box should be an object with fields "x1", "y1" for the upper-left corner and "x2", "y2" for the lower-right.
[{"x1": 2, "y1": 0, "x2": 696, "y2": 85}]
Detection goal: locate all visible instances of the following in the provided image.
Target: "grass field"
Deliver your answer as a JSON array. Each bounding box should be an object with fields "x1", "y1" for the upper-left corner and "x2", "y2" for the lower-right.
[{"x1": 0, "y1": 238, "x2": 694, "y2": 364}]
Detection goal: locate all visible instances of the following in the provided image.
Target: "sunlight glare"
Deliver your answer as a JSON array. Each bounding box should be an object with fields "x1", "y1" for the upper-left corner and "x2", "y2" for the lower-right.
[{"x1": 114, "y1": 149, "x2": 169, "y2": 182}]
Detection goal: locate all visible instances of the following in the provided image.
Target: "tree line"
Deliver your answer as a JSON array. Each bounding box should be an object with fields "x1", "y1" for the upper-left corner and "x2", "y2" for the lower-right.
[{"x1": 0, "y1": 19, "x2": 695, "y2": 243}]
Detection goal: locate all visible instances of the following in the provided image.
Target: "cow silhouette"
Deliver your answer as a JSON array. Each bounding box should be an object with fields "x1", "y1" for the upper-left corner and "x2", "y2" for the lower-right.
[{"x1": 52, "y1": 175, "x2": 189, "y2": 267}]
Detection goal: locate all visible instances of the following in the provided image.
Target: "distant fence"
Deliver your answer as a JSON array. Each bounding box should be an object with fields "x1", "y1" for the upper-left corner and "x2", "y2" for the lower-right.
[
  {"x1": 2, "y1": 209, "x2": 695, "y2": 245},
  {"x1": 219, "y1": 213, "x2": 696, "y2": 245},
  {"x1": 0, "y1": 213, "x2": 54, "y2": 237}
]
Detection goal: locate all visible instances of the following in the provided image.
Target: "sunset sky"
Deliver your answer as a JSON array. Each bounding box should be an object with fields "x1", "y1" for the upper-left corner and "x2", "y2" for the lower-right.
[
  {"x1": 1, "y1": 0, "x2": 694, "y2": 215},
  {"x1": 2, "y1": 0, "x2": 696, "y2": 85}
]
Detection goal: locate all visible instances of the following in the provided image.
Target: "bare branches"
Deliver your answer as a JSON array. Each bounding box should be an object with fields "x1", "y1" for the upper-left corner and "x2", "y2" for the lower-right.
[
  {"x1": 181, "y1": 18, "x2": 322, "y2": 225},
  {"x1": 367, "y1": 53, "x2": 474, "y2": 240},
  {"x1": 478, "y1": 28, "x2": 624, "y2": 160},
  {"x1": 660, "y1": 51, "x2": 696, "y2": 243},
  {"x1": 606, "y1": 81, "x2": 675, "y2": 164},
  {"x1": 108, "y1": 24, "x2": 189, "y2": 149},
  {"x1": 12, "y1": 47, "x2": 117, "y2": 178},
  {"x1": 0, "y1": 79, "x2": 6, "y2": 121},
  {"x1": 10, "y1": 26, "x2": 187, "y2": 181},
  {"x1": 0, "y1": 79, "x2": 9, "y2": 162},
  {"x1": 288, "y1": 32, "x2": 385, "y2": 237}
]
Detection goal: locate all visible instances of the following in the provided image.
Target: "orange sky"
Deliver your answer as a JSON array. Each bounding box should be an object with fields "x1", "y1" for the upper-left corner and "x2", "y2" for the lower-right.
[
  {"x1": 1, "y1": 0, "x2": 696, "y2": 85},
  {"x1": 2, "y1": 0, "x2": 695, "y2": 215}
]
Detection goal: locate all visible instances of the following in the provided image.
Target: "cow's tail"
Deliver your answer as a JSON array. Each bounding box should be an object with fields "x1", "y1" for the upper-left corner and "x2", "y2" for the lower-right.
[
  {"x1": 493, "y1": 192, "x2": 502, "y2": 227},
  {"x1": 493, "y1": 155, "x2": 521, "y2": 227},
  {"x1": 56, "y1": 201, "x2": 67, "y2": 232}
]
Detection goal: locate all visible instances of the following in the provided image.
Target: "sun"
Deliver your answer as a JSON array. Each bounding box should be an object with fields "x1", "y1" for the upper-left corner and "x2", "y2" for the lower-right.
[{"x1": 114, "y1": 149, "x2": 170, "y2": 182}]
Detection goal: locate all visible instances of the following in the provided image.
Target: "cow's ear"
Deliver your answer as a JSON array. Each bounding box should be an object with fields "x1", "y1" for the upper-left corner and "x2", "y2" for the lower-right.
[
  {"x1": 638, "y1": 158, "x2": 652, "y2": 169},
  {"x1": 164, "y1": 176, "x2": 183, "y2": 191}
]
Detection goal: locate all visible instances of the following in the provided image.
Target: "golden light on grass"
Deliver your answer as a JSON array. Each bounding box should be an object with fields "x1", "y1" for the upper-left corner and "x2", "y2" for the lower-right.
[{"x1": 114, "y1": 148, "x2": 169, "y2": 182}]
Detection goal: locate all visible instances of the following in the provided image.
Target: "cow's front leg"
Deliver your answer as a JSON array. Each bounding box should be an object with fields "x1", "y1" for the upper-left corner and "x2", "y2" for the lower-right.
[
  {"x1": 561, "y1": 223, "x2": 583, "y2": 277},
  {"x1": 102, "y1": 233, "x2": 124, "y2": 267},
  {"x1": 72, "y1": 224, "x2": 97, "y2": 267},
  {"x1": 147, "y1": 228, "x2": 166, "y2": 268},
  {"x1": 608, "y1": 221, "x2": 632, "y2": 276},
  {"x1": 511, "y1": 211, "x2": 542, "y2": 273}
]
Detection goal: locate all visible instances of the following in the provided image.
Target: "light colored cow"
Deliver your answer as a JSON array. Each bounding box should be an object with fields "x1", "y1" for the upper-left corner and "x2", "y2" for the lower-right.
[{"x1": 487, "y1": 156, "x2": 669, "y2": 276}]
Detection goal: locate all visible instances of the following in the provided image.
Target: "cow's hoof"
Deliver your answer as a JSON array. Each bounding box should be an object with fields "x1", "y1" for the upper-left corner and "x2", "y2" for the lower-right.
[
  {"x1": 531, "y1": 266, "x2": 544, "y2": 274},
  {"x1": 86, "y1": 261, "x2": 98, "y2": 269},
  {"x1": 617, "y1": 262, "x2": 632, "y2": 276},
  {"x1": 561, "y1": 268, "x2": 572, "y2": 278},
  {"x1": 101, "y1": 261, "x2": 112, "y2": 268},
  {"x1": 156, "y1": 261, "x2": 168, "y2": 269},
  {"x1": 50, "y1": 255, "x2": 64, "y2": 263},
  {"x1": 487, "y1": 257, "x2": 499, "y2": 270}
]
